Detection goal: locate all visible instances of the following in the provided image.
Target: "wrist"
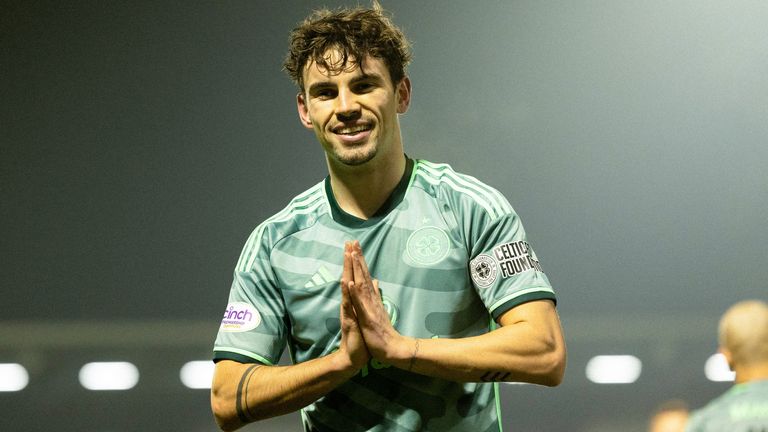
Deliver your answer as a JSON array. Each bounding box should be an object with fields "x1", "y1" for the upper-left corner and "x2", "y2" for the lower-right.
[
  {"x1": 328, "y1": 350, "x2": 361, "y2": 379},
  {"x1": 389, "y1": 335, "x2": 418, "y2": 370}
]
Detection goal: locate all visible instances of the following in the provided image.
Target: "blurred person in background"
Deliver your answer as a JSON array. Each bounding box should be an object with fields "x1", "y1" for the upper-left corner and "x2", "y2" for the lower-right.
[
  {"x1": 685, "y1": 299, "x2": 768, "y2": 432},
  {"x1": 648, "y1": 399, "x2": 689, "y2": 432}
]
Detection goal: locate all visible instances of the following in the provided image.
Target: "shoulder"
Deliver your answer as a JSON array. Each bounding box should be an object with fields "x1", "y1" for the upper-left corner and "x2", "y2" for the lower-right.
[
  {"x1": 685, "y1": 389, "x2": 735, "y2": 432},
  {"x1": 684, "y1": 409, "x2": 706, "y2": 432},
  {"x1": 235, "y1": 181, "x2": 328, "y2": 271},
  {"x1": 411, "y1": 159, "x2": 513, "y2": 221},
  {"x1": 262, "y1": 180, "x2": 327, "y2": 231}
]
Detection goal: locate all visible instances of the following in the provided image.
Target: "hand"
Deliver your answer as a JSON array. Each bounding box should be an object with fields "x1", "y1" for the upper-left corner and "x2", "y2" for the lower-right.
[
  {"x1": 346, "y1": 241, "x2": 409, "y2": 363},
  {"x1": 337, "y1": 241, "x2": 371, "y2": 372}
]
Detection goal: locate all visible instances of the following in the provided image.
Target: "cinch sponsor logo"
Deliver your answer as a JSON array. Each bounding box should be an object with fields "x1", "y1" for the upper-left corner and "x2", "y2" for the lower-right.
[
  {"x1": 219, "y1": 302, "x2": 261, "y2": 332},
  {"x1": 492, "y1": 241, "x2": 543, "y2": 278}
]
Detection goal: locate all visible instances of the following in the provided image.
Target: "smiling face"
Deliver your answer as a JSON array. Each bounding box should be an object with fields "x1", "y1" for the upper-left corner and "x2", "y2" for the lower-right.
[{"x1": 297, "y1": 50, "x2": 411, "y2": 169}]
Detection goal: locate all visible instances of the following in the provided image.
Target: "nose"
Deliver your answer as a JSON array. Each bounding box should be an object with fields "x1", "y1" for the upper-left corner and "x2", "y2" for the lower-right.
[{"x1": 335, "y1": 88, "x2": 361, "y2": 122}]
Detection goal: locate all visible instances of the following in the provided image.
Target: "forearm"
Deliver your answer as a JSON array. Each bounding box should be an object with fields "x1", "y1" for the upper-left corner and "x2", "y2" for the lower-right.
[
  {"x1": 345, "y1": 243, "x2": 566, "y2": 386},
  {"x1": 388, "y1": 323, "x2": 565, "y2": 385},
  {"x1": 377, "y1": 300, "x2": 566, "y2": 385},
  {"x1": 211, "y1": 353, "x2": 358, "y2": 431}
]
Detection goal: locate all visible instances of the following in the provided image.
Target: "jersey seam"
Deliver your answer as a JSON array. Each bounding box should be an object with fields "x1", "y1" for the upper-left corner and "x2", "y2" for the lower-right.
[
  {"x1": 415, "y1": 167, "x2": 496, "y2": 220},
  {"x1": 489, "y1": 286, "x2": 556, "y2": 313},
  {"x1": 213, "y1": 347, "x2": 275, "y2": 365},
  {"x1": 415, "y1": 160, "x2": 512, "y2": 220},
  {"x1": 413, "y1": 161, "x2": 497, "y2": 253},
  {"x1": 411, "y1": 163, "x2": 468, "y2": 255},
  {"x1": 237, "y1": 182, "x2": 327, "y2": 272}
]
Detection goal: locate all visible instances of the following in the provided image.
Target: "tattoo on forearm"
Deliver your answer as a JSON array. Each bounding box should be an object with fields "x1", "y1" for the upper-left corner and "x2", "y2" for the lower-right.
[
  {"x1": 407, "y1": 339, "x2": 420, "y2": 372},
  {"x1": 236, "y1": 364, "x2": 260, "y2": 424},
  {"x1": 480, "y1": 371, "x2": 511, "y2": 382}
]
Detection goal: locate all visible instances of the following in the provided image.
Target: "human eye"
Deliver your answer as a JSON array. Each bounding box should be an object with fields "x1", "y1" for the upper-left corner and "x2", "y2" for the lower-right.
[
  {"x1": 311, "y1": 86, "x2": 336, "y2": 100},
  {"x1": 353, "y1": 81, "x2": 376, "y2": 93}
]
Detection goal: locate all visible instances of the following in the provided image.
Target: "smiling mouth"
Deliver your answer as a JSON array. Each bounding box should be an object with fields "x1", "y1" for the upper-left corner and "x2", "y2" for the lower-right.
[{"x1": 333, "y1": 124, "x2": 373, "y2": 135}]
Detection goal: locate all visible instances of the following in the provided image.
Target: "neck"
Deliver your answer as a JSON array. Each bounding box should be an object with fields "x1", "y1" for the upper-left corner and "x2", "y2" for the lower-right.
[
  {"x1": 734, "y1": 362, "x2": 768, "y2": 384},
  {"x1": 327, "y1": 152, "x2": 406, "y2": 220}
]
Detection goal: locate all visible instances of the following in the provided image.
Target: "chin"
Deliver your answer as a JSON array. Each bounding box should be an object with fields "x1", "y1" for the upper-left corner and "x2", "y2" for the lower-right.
[{"x1": 333, "y1": 146, "x2": 378, "y2": 167}]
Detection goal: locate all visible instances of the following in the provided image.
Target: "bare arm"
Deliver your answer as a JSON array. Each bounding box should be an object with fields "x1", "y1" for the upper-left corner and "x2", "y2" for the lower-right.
[
  {"x1": 392, "y1": 300, "x2": 565, "y2": 385},
  {"x1": 346, "y1": 241, "x2": 566, "y2": 385},
  {"x1": 211, "y1": 355, "x2": 354, "y2": 431},
  {"x1": 211, "y1": 248, "x2": 370, "y2": 431}
]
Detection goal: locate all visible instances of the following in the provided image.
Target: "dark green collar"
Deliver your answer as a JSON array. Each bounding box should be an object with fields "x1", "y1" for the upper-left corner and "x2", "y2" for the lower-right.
[{"x1": 325, "y1": 157, "x2": 414, "y2": 228}]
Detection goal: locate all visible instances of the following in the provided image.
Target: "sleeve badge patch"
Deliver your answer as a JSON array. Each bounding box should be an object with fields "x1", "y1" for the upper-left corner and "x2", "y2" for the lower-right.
[
  {"x1": 469, "y1": 254, "x2": 498, "y2": 288},
  {"x1": 220, "y1": 302, "x2": 261, "y2": 332}
]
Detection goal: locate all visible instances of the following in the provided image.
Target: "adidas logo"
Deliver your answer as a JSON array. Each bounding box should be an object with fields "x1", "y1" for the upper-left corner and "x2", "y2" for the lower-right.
[{"x1": 304, "y1": 266, "x2": 336, "y2": 288}]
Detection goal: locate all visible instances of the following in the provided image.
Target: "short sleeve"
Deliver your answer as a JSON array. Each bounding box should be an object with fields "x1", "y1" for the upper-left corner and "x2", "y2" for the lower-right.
[
  {"x1": 212, "y1": 226, "x2": 288, "y2": 365},
  {"x1": 465, "y1": 202, "x2": 556, "y2": 321}
]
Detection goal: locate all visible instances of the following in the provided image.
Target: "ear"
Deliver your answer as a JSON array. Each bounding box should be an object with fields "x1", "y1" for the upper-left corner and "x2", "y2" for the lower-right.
[
  {"x1": 720, "y1": 347, "x2": 735, "y2": 371},
  {"x1": 296, "y1": 92, "x2": 314, "y2": 129},
  {"x1": 395, "y1": 77, "x2": 412, "y2": 114}
]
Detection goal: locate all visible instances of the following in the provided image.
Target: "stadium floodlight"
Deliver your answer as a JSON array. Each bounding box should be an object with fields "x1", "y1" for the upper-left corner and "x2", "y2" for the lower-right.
[
  {"x1": 0, "y1": 363, "x2": 29, "y2": 392},
  {"x1": 79, "y1": 362, "x2": 139, "y2": 391},
  {"x1": 585, "y1": 355, "x2": 642, "y2": 384},
  {"x1": 180, "y1": 360, "x2": 215, "y2": 389},
  {"x1": 705, "y1": 353, "x2": 735, "y2": 382}
]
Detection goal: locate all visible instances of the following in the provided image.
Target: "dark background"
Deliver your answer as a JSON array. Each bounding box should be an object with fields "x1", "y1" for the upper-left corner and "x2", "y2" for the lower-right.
[{"x1": 2, "y1": 1, "x2": 766, "y2": 431}]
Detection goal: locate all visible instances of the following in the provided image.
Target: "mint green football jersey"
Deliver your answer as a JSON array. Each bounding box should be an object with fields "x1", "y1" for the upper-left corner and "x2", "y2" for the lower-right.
[
  {"x1": 213, "y1": 158, "x2": 557, "y2": 432},
  {"x1": 685, "y1": 380, "x2": 768, "y2": 432}
]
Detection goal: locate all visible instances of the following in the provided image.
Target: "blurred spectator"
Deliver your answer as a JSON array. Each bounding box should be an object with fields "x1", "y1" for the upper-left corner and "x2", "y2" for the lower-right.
[
  {"x1": 685, "y1": 300, "x2": 768, "y2": 432},
  {"x1": 649, "y1": 399, "x2": 689, "y2": 432}
]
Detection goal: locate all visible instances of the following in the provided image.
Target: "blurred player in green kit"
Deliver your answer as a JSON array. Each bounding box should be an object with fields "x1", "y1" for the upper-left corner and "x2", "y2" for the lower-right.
[{"x1": 685, "y1": 300, "x2": 768, "y2": 432}]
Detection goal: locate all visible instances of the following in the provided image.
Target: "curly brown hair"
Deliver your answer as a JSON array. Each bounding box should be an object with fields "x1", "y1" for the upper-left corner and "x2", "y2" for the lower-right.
[{"x1": 283, "y1": 2, "x2": 412, "y2": 91}]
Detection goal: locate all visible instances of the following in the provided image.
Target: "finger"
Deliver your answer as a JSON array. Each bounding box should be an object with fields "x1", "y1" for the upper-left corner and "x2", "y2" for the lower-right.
[
  {"x1": 347, "y1": 279, "x2": 373, "y2": 327},
  {"x1": 347, "y1": 259, "x2": 370, "y2": 305},
  {"x1": 341, "y1": 243, "x2": 353, "y2": 287},
  {"x1": 340, "y1": 275, "x2": 349, "y2": 310},
  {"x1": 372, "y1": 279, "x2": 381, "y2": 299},
  {"x1": 340, "y1": 280, "x2": 356, "y2": 321},
  {"x1": 351, "y1": 247, "x2": 373, "y2": 289},
  {"x1": 351, "y1": 251, "x2": 369, "y2": 293},
  {"x1": 353, "y1": 241, "x2": 373, "y2": 281}
]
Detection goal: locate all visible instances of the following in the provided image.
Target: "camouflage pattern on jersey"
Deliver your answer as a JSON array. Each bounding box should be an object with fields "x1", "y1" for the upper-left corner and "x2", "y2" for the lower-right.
[{"x1": 214, "y1": 158, "x2": 556, "y2": 431}]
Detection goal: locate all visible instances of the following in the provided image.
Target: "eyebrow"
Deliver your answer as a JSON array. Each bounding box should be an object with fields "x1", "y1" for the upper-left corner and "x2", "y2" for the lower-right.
[{"x1": 306, "y1": 72, "x2": 386, "y2": 95}]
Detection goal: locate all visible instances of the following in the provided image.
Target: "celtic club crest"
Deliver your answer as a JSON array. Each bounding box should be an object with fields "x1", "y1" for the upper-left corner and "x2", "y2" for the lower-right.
[
  {"x1": 406, "y1": 226, "x2": 450, "y2": 265},
  {"x1": 469, "y1": 254, "x2": 497, "y2": 288}
]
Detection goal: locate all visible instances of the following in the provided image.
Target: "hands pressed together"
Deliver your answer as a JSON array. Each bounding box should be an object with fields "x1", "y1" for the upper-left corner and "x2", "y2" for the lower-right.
[
  {"x1": 338, "y1": 240, "x2": 413, "y2": 373},
  {"x1": 335, "y1": 239, "x2": 564, "y2": 385}
]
